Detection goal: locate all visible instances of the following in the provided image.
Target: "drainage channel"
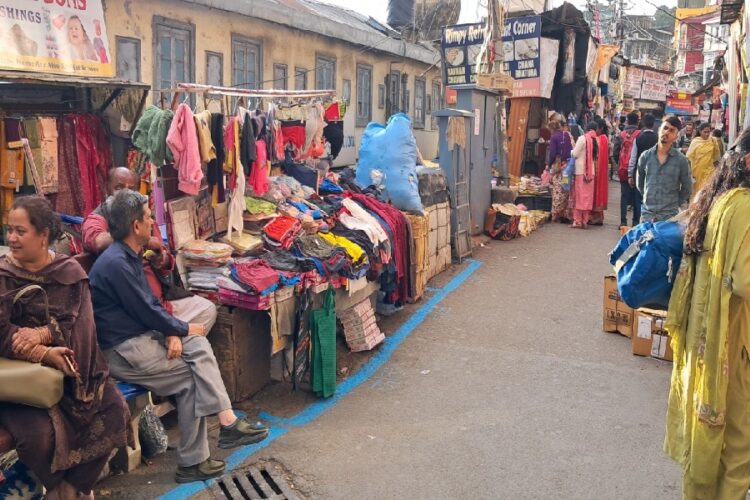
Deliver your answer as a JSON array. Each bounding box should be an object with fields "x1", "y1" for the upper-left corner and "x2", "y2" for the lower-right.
[{"x1": 210, "y1": 464, "x2": 301, "y2": 500}]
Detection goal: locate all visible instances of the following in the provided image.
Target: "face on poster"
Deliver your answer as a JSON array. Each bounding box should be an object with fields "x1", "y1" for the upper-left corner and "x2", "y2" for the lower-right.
[
  {"x1": 0, "y1": 0, "x2": 113, "y2": 77},
  {"x1": 442, "y1": 23, "x2": 486, "y2": 86},
  {"x1": 501, "y1": 15, "x2": 541, "y2": 98}
]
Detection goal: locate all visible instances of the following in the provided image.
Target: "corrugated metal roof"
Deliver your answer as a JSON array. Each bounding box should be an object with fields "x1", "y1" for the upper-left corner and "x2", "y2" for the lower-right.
[
  {"x1": 721, "y1": 0, "x2": 743, "y2": 24},
  {"x1": 184, "y1": 0, "x2": 439, "y2": 65}
]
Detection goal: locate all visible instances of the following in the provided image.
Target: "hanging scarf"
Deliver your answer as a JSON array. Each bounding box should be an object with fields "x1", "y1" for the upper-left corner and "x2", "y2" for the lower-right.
[{"x1": 665, "y1": 188, "x2": 750, "y2": 486}]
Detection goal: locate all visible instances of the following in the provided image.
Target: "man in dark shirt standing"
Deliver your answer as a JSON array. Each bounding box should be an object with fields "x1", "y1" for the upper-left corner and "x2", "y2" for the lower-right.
[{"x1": 89, "y1": 190, "x2": 268, "y2": 484}]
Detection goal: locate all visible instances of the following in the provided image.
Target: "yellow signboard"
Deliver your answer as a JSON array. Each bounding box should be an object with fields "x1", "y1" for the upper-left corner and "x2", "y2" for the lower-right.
[{"x1": 0, "y1": 0, "x2": 114, "y2": 77}]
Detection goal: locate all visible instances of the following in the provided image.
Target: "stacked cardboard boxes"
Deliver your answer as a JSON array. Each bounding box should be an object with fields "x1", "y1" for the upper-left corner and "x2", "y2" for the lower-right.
[
  {"x1": 602, "y1": 275, "x2": 673, "y2": 362},
  {"x1": 425, "y1": 202, "x2": 451, "y2": 280},
  {"x1": 340, "y1": 298, "x2": 385, "y2": 352},
  {"x1": 632, "y1": 308, "x2": 673, "y2": 361},
  {"x1": 602, "y1": 275, "x2": 635, "y2": 338},
  {"x1": 405, "y1": 213, "x2": 429, "y2": 302}
]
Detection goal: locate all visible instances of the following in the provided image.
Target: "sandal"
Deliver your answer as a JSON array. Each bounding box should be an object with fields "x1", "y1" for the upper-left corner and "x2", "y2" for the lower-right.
[{"x1": 569, "y1": 223, "x2": 583, "y2": 229}]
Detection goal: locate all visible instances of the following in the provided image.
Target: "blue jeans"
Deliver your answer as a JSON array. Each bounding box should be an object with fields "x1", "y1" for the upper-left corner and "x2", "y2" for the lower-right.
[{"x1": 620, "y1": 181, "x2": 641, "y2": 226}]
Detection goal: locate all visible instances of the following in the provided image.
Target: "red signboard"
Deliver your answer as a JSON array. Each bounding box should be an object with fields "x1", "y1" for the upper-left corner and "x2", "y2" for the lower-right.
[{"x1": 666, "y1": 92, "x2": 695, "y2": 115}]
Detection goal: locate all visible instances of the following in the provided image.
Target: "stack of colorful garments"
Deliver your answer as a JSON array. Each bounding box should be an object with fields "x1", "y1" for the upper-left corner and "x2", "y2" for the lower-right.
[
  {"x1": 219, "y1": 258, "x2": 283, "y2": 310},
  {"x1": 182, "y1": 240, "x2": 234, "y2": 292},
  {"x1": 263, "y1": 215, "x2": 303, "y2": 249},
  {"x1": 340, "y1": 298, "x2": 385, "y2": 352}
]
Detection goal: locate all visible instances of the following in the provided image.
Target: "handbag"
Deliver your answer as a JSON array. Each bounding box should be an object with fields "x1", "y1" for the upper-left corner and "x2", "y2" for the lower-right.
[{"x1": 0, "y1": 284, "x2": 64, "y2": 409}]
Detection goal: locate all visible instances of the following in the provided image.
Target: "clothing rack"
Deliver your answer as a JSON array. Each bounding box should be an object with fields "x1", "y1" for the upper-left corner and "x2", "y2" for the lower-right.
[{"x1": 171, "y1": 83, "x2": 336, "y2": 99}]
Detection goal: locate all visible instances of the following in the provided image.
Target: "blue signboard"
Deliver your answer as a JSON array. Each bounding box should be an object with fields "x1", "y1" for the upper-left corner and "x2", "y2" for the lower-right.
[
  {"x1": 502, "y1": 15, "x2": 542, "y2": 97},
  {"x1": 441, "y1": 23, "x2": 486, "y2": 86}
]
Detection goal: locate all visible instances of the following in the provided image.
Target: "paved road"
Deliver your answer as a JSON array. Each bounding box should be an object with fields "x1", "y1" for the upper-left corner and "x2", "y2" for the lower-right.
[{"x1": 241, "y1": 181, "x2": 682, "y2": 499}]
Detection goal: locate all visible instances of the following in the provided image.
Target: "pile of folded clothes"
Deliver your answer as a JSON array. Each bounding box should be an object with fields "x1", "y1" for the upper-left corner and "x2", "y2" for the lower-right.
[
  {"x1": 219, "y1": 258, "x2": 282, "y2": 310},
  {"x1": 339, "y1": 298, "x2": 385, "y2": 352},
  {"x1": 181, "y1": 240, "x2": 234, "y2": 292},
  {"x1": 262, "y1": 214, "x2": 303, "y2": 249}
]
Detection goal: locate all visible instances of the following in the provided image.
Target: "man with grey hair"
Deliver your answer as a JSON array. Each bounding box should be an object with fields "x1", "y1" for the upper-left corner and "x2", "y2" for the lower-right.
[
  {"x1": 82, "y1": 167, "x2": 217, "y2": 333},
  {"x1": 89, "y1": 189, "x2": 268, "y2": 484}
]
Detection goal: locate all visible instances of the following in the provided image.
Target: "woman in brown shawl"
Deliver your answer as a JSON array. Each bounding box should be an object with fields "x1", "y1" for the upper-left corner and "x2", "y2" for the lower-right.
[{"x1": 0, "y1": 196, "x2": 131, "y2": 499}]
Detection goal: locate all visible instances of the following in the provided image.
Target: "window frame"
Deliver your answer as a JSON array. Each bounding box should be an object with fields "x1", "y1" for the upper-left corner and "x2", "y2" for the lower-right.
[
  {"x1": 356, "y1": 63, "x2": 373, "y2": 127},
  {"x1": 205, "y1": 50, "x2": 223, "y2": 87},
  {"x1": 414, "y1": 77, "x2": 426, "y2": 129},
  {"x1": 116, "y1": 35, "x2": 141, "y2": 82},
  {"x1": 387, "y1": 70, "x2": 401, "y2": 116},
  {"x1": 152, "y1": 16, "x2": 195, "y2": 104},
  {"x1": 295, "y1": 67, "x2": 307, "y2": 90},
  {"x1": 431, "y1": 80, "x2": 442, "y2": 129},
  {"x1": 378, "y1": 84, "x2": 385, "y2": 109},
  {"x1": 273, "y1": 63, "x2": 288, "y2": 90},
  {"x1": 315, "y1": 54, "x2": 336, "y2": 90}
]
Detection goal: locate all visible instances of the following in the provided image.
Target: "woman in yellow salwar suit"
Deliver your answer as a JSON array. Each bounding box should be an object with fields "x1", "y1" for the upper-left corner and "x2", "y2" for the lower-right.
[
  {"x1": 686, "y1": 122, "x2": 722, "y2": 198},
  {"x1": 666, "y1": 127, "x2": 750, "y2": 500}
]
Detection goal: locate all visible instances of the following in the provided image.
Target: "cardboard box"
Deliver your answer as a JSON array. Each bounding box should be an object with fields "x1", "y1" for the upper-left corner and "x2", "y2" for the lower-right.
[
  {"x1": 632, "y1": 308, "x2": 673, "y2": 361},
  {"x1": 603, "y1": 275, "x2": 635, "y2": 338}
]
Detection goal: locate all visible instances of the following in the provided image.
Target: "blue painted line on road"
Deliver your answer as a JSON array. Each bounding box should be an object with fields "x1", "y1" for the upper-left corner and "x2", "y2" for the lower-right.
[{"x1": 158, "y1": 258, "x2": 482, "y2": 499}]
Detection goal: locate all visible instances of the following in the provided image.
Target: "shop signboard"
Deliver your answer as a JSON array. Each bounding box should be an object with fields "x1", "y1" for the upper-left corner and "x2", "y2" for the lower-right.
[
  {"x1": 641, "y1": 70, "x2": 670, "y2": 102},
  {"x1": 0, "y1": 0, "x2": 114, "y2": 77},
  {"x1": 624, "y1": 67, "x2": 644, "y2": 99},
  {"x1": 441, "y1": 23, "x2": 486, "y2": 86},
  {"x1": 666, "y1": 91, "x2": 696, "y2": 116},
  {"x1": 501, "y1": 15, "x2": 542, "y2": 98}
]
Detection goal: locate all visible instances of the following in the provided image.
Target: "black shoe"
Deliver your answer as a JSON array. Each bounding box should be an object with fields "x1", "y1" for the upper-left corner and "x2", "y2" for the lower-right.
[
  {"x1": 218, "y1": 418, "x2": 269, "y2": 449},
  {"x1": 175, "y1": 458, "x2": 226, "y2": 483}
]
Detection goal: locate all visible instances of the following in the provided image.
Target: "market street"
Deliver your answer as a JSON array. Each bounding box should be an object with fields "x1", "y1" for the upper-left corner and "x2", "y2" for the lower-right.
[{"x1": 151, "y1": 182, "x2": 680, "y2": 500}]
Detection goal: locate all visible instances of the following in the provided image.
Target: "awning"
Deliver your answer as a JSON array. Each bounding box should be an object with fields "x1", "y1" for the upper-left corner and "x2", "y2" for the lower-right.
[
  {"x1": 721, "y1": 0, "x2": 743, "y2": 24},
  {"x1": 0, "y1": 70, "x2": 149, "y2": 90},
  {"x1": 692, "y1": 74, "x2": 722, "y2": 96}
]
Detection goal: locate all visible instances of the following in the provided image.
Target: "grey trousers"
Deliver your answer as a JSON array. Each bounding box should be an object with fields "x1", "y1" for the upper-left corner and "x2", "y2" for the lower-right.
[
  {"x1": 104, "y1": 332, "x2": 232, "y2": 467},
  {"x1": 171, "y1": 295, "x2": 218, "y2": 332}
]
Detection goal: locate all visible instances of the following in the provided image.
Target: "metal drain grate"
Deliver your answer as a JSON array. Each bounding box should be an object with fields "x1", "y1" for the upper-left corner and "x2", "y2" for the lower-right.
[{"x1": 210, "y1": 465, "x2": 301, "y2": 500}]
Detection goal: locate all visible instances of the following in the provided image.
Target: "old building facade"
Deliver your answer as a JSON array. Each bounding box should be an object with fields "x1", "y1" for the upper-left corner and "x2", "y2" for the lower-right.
[{"x1": 103, "y1": 0, "x2": 444, "y2": 165}]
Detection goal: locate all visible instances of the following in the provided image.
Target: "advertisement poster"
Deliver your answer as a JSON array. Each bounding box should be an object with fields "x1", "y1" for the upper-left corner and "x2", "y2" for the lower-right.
[
  {"x1": 640, "y1": 69, "x2": 670, "y2": 102},
  {"x1": 665, "y1": 91, "x2": 696, "y2": 116},
  {"x1": 539, "y1": 37, "x2": 559, "y2": 99},
  {"x1": 502, "y1": 15, "x2": 541, "y2": 98},
  {"x1": 442, "y1": 23, "x2": 486, "y2": 86},
  {"x1": 623, "y1": 67, "x2": 644, "y2": 99},
  {"x1": 0, "y1": 1, "x2": 113, "y2": 77}
]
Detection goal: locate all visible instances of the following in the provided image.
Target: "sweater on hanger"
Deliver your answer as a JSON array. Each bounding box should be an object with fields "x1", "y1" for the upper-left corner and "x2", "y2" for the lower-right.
[{"x1": 166, "y1": 103, "x2": 203, "y2": 196}]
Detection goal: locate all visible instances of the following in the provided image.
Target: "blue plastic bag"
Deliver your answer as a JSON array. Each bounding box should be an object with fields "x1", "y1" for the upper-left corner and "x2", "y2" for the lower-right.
[
  {"x1": 562, "y1": 157, "x2": 575, "y2": 192},
  {"x1": 608, "y1": 220, "x2": 685, "y2": 309},
  {"x1": 356, "y1": 113, "x2": 423, "y2": 213}
]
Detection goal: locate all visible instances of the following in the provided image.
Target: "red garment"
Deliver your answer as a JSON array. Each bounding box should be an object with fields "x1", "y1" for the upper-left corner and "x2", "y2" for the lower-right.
[
  {"x1": 593, "y1": 133, "x2": 609, "y2": 213},
  {"x1": 281, "y1": 125, "x2": 306, "y2": 150},
  {"x1": 249, "y1": 139, "x2": 269, "y2": 196},
  {"x1": 348, "y1": 193, "x2": 410, "y2": 303},
  {"x1": 324, "y1": 102, "x2": 340, "y2": 122},
  {"x1": 263, "y1": 215, "x2": 302, "y2": 249},
  {"x1": 232, "y1": 259, "x2": 280, "y2": 294},
  {"x1": 81, "y1": 212, "x2": 175, "y2": 314},
  {"x1": 52, "y1": 116, "x2": 85, "y2": 216},
  {"x1": 75, "y1": 114, "x2": 111, "y2": 215}
]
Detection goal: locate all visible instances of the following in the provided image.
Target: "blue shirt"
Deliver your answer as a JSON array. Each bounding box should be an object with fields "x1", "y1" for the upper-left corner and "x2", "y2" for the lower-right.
[
  {"x1": 89, "y1": 241, "x2": 188, "y2": 350},
  {"x1": 636, "y1": 145, "x2": 692, "y2": 222}
]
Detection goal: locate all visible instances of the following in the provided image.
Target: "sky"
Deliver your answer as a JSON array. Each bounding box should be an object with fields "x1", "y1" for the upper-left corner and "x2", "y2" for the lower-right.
[{"x1": 318, "y1": 0, "x2": 678, "y2": 23}]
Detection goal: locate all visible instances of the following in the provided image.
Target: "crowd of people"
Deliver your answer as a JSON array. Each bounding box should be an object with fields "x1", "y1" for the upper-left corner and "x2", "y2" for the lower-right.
[{"x1": 546, "y1": 110, "x2": 725, "y2": 230}]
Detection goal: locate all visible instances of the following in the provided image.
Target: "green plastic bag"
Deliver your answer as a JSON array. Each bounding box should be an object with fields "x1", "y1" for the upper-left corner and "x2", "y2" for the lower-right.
[{"x1": 310, "y1": 288, "x2": 336, "y2": 398}]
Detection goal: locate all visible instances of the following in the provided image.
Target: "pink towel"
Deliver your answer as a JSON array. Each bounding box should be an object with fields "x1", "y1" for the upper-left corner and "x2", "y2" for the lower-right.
[{"x1": 167, "y1": 103, "x2": 203, "y2": 196}]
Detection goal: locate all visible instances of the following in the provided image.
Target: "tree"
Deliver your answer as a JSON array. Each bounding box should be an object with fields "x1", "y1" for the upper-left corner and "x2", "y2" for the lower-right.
[{"x1": 654, "y1": 5, "x2": 676, "y2": 31}]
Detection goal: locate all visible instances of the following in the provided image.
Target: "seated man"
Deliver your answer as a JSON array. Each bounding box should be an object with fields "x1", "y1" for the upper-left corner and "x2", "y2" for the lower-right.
[
  {"x1": 89, "y1": 189, "x2": 268, "y2": 484},
  {"x1": 83, "y1": 167, "x2": 216, "y2": 331}
]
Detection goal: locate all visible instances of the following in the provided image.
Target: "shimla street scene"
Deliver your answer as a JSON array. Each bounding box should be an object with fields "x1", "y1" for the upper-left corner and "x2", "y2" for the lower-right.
[{"x1": 0, "y1": 0, "x2": 748, "y2": 499}]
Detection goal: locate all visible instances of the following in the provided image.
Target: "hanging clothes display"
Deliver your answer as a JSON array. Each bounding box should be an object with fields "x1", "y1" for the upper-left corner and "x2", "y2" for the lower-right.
[
  {"x1": 166, "y1": 103, "x2": 203, "y2": 196},
  {"x1": 310, "y1": 287, "x2": 336, "y2": 398}
]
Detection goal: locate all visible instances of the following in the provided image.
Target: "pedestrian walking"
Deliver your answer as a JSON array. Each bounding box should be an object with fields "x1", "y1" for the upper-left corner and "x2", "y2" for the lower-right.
[
  {"x1": 614, "y1": 112, "x2": 641, "y2": 227},
  {"x1": 665, "y1": 127, "x2": 750, "y2": 499},
  {"x1": 713, "y1": 128, "x2": 726, "y2": 157},
  {"x1": 686, "y1": 122, "x2": 722, "y2": 199},
  {"x1": 634, "y1": 115, "x2": 692, "y2": 222},
  {"x1": 569, "y1": 122, "x2": 598, "y2": 228},
  {"x1": 590, "y1": 118, "x2": 609, "y2": 225},
  {"x1": 547, "y1": 115, "x2": 573, "y2": 223},
  {"x1": 677, "y1": 121, "x2": 695, "y2": 154}
]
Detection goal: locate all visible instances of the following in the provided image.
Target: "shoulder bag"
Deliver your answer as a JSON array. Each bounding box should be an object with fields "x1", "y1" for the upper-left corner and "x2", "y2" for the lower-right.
[{"x1": 0, "y1": 284, "x2": 64, "y2": 409}]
